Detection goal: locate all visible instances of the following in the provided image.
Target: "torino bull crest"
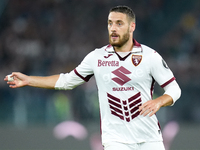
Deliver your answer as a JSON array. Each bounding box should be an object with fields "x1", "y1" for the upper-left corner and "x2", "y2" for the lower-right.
[{"x1": 132, "y1": 55, "x2": 142, "y2": 66}]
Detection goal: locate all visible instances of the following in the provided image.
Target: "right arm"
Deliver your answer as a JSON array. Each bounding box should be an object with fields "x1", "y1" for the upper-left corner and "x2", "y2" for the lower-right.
[
  {"x1": 4, "y1": 72, "x2": 59, "y2": 89},
  {"x1": 5, "y1": 50, "x2": 95, "y2": 89}
]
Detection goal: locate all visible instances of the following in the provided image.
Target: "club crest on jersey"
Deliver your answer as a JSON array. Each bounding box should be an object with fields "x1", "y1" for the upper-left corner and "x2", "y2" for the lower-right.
[{"x1": 132, "y1": 55, "x2": 142, "y2": 66}]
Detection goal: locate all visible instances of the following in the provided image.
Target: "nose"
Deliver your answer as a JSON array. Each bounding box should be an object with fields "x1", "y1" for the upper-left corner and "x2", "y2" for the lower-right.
[
  {"x1": 109, "y1": 23, "x2": 117, "y2": 32},
  {"x1": 110, "y1": 24, "x2": 117, "y2": 31}
]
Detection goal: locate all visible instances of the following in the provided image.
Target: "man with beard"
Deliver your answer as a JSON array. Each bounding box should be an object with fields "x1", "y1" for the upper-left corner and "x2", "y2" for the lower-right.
[{"x1": 5, "y1": 6, "x2": 181, "y2": 150}]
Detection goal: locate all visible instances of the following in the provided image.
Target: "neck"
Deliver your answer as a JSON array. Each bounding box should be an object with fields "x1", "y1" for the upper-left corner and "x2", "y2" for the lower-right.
[{"x1": 114, "y1": 39, "x2": 134, "y2": 52}]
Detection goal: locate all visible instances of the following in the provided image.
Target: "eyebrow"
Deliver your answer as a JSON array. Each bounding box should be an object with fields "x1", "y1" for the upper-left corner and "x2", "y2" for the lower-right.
[{"x1": 108, "y1": 20, "x2": 123, "y2": 23}]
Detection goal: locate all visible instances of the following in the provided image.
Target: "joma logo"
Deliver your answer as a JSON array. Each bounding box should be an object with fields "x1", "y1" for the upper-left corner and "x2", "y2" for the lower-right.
[{"x1": 112, "y1": 66, "x2": 131, "y2": 86}]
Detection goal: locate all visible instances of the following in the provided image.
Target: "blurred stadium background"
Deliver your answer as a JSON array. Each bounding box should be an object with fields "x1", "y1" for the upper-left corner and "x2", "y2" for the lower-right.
[{"x1": 0, "y1": 0, "x2": 200, "y2": 150}]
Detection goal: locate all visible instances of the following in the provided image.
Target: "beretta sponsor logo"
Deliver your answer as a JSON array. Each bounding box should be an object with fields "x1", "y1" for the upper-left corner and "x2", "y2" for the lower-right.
[{"x1": 98, "y1": 59, "x2": 119, "y2": 67}]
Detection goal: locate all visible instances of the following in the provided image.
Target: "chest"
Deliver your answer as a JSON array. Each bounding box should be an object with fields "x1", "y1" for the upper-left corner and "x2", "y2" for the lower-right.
[{"x1": 93, "y1": 53, "x2": 151, "y2": 86}]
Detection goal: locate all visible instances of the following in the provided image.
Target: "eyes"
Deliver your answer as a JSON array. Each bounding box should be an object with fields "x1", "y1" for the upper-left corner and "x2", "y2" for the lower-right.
[{"x1": 108, "y1": 21, "x2": 123, "y2": 27}]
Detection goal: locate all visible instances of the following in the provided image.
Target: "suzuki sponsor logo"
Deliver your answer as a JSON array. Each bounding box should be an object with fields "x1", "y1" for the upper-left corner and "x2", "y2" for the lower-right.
[
  {"x1": 102, "y1": 67, "x2": 144, "y2": 86},
  {"x1": 112, "y1": 87, "x2": 134, "y2": 91},
  {"x1": 112, "y1": 66, "x2": 131, "y2": 86}
]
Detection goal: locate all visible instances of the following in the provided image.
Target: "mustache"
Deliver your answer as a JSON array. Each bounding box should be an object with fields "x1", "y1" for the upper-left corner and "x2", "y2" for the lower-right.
[{"x1": 110, "y1": 33, "x2": 119, "y2": 37}]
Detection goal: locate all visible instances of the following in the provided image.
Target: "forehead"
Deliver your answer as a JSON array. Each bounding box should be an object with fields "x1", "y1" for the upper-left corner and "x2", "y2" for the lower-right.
[{"x1": 108, "y1": 12, "x2": 128, "y2": 22}]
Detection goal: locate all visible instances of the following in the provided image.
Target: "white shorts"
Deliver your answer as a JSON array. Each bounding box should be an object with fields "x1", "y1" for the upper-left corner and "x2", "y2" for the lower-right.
[{"x1": 103, "y1": 141, "x2": 165, "y2": 150}]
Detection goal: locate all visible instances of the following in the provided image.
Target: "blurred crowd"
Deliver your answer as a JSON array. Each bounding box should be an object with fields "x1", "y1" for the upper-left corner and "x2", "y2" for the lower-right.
[{"x1": 0, "y1": 0, "x2": 200, "y2": 126}]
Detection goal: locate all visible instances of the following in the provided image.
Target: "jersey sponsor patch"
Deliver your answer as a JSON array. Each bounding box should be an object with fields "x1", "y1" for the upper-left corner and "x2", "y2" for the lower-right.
[
  {"x1": 107, "y1": 92, "x2": 142, "y2": 122},
  {"x1": 112, "y1": 87, "x2": 134, "y2": 91},
  {"x1": 132, "y1": 55, "x2": 142, "y2": 66},
  {"x1": 162, "y1": 59, "x2": 169, "y2": 69},
  {"x1": 98, "y1": 59, "x2": 119, "y2": 67},
  {"x1": 112, "y1": 66, "x2": 131, "y2": 86}
]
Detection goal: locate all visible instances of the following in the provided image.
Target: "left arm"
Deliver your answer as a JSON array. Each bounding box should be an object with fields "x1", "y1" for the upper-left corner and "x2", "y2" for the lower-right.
[
  {"x1": 139, "y1": 80, "x2": 181, "y2": 117},
  {"x1": 139, "y1": 94, "x2": 173, "y2": 117}
]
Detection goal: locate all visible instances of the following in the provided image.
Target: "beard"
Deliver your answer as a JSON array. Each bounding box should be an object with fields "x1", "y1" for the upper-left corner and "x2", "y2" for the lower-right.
[{"x1": 109, "y1": 29, "x2": 130, "y2": 48}]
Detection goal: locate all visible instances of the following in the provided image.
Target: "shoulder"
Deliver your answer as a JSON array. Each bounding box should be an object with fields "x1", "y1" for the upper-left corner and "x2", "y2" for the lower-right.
[
  {"x1": 82, "y1": 44, "x2": 109, "y2": 61},
  {"x1": 141, "y1": 44, "x2": 156, "y2": 54},
  {"x1": 141, "y1": 44, "x2": 162, "y2": 58},
  {"x1": 87, "y1": 44, "x2": 111, "y2": 57},
  {"x1": 94, "y1": 45, "x2": 109, "y2": 53},
  {"x1": 88, "y1": 45, "x2": 109, "y2": 54}
]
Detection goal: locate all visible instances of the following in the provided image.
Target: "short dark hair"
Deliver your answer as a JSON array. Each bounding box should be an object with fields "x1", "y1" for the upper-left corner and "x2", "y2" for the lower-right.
[{"x1": 109, "y1": 5, "x2": 136, "y2": 23}]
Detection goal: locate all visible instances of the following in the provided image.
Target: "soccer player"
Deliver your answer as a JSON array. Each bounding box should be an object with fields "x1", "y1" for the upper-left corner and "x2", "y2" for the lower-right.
[{"x1": 4, "y1": 5, "x2": 181, "y2": 150}]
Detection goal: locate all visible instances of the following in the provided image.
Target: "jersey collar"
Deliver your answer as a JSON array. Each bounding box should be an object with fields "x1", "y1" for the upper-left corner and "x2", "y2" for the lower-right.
[{"x1": 105, "y1": 39, "x2": 142, "y2": 53}]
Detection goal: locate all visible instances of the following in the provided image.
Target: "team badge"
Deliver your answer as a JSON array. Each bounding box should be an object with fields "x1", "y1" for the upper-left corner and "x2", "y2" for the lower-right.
[{"x1": 132, "y1": 55, "x2": 142, "y2": 66}]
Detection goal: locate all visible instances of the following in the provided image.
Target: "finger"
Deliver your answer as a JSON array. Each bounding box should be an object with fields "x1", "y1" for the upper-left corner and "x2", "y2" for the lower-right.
[
  {"x1": 140, "y1": 105, "x2": 156, "y2": 116},
  {"x1": 139, "y1": 106, "x2": 144, "y2": 115},
  {"x1": 4, "y1": 76, "x2": 8, "y2": 81},
  {"x1": 139, "y1": 105, "x2": 143, "y2": 112},
  {"x1": 4, "y1": 74, "x2": 14, "y2": 81},
  {"x1": 139, "y1": 102, "x2": 148, "y2": 111},
  {"x1": 140, "y1": 107, "x2": 149, "y2": 116},
  {"x1": 139, "y1": 103, "x2": 149, "y2": 115},
  {"x1": 7, "y1": 81, "x2": 15, "y2": 84},
  {"x1": 148, "y1": 110, "x2": 156, "y2": 117},
  {"x1": 9, "y1": 83, "x2": 19, "y2": 88},
  {"x1": 142, "y1": 109, "x2": 152, "y2": 116},
  {"x1": 9, "y1": 85, "x2": 17, "y2": 88}
]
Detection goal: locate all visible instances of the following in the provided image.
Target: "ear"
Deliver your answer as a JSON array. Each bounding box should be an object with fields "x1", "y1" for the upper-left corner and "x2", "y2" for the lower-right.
[{"x1": 130, "y1": 22, "x2": 136, "y2": 33}]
